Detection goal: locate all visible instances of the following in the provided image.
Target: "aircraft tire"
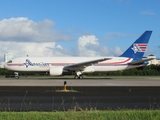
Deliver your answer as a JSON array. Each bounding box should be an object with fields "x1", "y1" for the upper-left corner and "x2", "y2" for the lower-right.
[
  {"x1": 79, "y1": 76, "x2": 83, "y2": 79},
  {"x1": 15, "y1": 76, "x2": 19, "y2": 79},
  {"x1": 74, "y1": 76, "x2": 79, "y2": 79}
]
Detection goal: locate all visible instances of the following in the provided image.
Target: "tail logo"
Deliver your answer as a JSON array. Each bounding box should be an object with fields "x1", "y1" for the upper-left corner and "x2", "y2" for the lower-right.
[{"x1": 131, "y1": 43, "x2": 147, "y2": 53}]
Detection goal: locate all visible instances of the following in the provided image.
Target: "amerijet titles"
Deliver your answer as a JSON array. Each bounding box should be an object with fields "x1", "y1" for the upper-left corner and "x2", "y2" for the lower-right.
[{"x1": 24, "y1": 59, "x2": 50, "y2": 68}]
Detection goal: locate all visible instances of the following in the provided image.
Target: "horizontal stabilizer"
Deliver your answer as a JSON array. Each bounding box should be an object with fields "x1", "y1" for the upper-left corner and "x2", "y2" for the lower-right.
[{"x1": 128, "y1": 58, "x2": 154, "y2": 65}]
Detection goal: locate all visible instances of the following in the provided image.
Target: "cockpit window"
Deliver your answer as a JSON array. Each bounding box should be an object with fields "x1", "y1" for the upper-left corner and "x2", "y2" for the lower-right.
[{"x1": 7, "y1": 60, "x2": 12, "y2": 63}]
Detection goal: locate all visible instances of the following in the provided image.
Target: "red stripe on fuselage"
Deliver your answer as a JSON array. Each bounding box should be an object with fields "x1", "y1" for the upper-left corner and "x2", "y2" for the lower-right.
[
  {"x1": 7, "y1": 64, "x2": 24, "y2": 66},
  {"x1": 98, "y1": 58, "x2": 131, "y2": 65},
  {"x1": 6, "y1": 58, "x2": 132, "y2": 67}
]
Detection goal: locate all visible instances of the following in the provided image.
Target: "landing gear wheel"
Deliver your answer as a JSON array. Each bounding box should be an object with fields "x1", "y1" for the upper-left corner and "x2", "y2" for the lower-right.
[
  {"x1": 15, "y1": 76, "x2": 19, "y2": 79},
  {"x1": 14, "y1": 72, "x2": 19, "y2": 79},
  {"x1": 79, "y1": 76, "x2": 83, "y2": 79},
  {"x1": 74, "y1": 75, "x2": 83, "y2": 79},
  {"x1": 74, "y1": 76, "x2": 79, "y2": 79}
]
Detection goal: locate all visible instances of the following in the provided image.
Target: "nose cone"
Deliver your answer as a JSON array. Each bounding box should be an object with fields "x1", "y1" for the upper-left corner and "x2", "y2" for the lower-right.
[
  {"x1": 3, "y1": 63, "x2": 7, "y2": 68},
  {"x1": 0, "y1": 62, "x2": 6, "y2": 68},
  {"x1": 3, "y1": 63, "x2": 9, "y2": 69}
]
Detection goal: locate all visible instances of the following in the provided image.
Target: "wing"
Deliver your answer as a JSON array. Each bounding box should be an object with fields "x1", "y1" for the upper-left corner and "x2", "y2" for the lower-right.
[
  {"x1": 64, "y1": 58, "x2": 111, "y2": 71},
  {"x1": 128, "y1": 58, "x2": 154, "y2": 65}
]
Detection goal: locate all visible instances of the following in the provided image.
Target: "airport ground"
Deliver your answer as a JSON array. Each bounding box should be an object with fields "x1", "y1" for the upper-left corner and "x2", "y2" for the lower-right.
[{"x1": 0, "y1": 76, "x2": 160, "y2": 111}]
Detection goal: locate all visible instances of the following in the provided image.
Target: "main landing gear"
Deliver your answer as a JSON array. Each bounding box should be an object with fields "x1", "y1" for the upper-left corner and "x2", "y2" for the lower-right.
[
  {"x1": 14, "y1": 72, "x2": 19, "y2": 79},
  {"x1": 74, "y1": 71, "x2": 83, "y2": 79},
  {"x1": 74, "y1": 75, "x2": 83, "y2": 79}
]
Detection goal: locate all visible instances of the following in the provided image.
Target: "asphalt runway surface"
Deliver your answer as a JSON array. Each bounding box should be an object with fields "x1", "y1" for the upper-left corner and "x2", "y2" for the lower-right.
[
  {"x1": 1, "y1": 77, "x2": 160, "y2": 86},
  {"x1": 0, "y1": 77, "x2": 160, "y2": 111}
]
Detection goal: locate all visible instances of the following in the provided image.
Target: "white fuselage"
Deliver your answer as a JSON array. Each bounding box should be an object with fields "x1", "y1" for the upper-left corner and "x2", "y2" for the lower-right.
[{"x1": 4, "y1": 56, "x2": 141, "y2": 74}]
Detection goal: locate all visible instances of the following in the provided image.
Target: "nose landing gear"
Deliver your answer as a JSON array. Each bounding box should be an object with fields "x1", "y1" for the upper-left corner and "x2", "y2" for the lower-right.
[{"x1": 14, "y1": 72, "x2": 19, "y2": 79}]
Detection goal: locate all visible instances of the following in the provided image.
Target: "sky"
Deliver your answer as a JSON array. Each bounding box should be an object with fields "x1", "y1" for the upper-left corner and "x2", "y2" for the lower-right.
[{"x1": 0, "y1": 0, "x2": 160, "y2": 62}]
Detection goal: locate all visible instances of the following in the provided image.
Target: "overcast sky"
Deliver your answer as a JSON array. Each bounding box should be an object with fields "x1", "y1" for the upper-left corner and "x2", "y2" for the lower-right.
[{"x1": 0, "y1": 0, "x2": 160, "y2": 62}]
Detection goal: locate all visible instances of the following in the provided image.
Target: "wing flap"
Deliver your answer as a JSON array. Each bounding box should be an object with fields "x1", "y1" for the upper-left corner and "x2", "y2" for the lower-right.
[{"x1": 64, "y1": 58, "x2": 111, "y2": 71}]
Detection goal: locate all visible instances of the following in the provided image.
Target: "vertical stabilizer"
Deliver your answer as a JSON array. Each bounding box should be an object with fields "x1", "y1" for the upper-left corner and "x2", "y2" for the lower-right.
[{"x1": 120, "y1": 31, "x2": 152, "y2": 60}]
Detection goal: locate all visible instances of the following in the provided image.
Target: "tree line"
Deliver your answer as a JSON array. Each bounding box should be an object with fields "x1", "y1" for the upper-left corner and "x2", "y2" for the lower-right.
[
  {"x1": 91, "y1": 65, "x2": 160, "y2": 76},
  {"x1": 0, "y1": 65, "x2": 160, "y2": 76}
]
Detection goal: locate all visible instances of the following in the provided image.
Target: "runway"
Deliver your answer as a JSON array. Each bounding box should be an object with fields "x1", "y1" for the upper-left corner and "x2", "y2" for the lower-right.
[
  {"x1": 0, "y1": 77, "x2": 160, "y2": 111},
  {"x1": 0, "y1": 77, "x2": 160, "y2": 86}
]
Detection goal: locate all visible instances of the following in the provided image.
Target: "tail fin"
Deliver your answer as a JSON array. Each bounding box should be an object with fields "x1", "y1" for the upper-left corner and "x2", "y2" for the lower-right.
[{"x1": 120, "y1": 31, "x2": 152, "y2": 60}]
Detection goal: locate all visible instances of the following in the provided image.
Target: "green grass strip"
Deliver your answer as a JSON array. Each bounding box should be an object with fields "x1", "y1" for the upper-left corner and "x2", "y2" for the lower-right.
[{"x1": 0, "y1": 110, "x2": 160, "y2": 120}]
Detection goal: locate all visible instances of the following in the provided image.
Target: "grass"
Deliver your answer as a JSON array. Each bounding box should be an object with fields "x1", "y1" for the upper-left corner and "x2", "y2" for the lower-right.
[
  {"x1": 55, "y1": 89, "x2": 79, "y2": 92},
  {"x1": 0, "y1": 110, "x2": 160, "y2": 120}
]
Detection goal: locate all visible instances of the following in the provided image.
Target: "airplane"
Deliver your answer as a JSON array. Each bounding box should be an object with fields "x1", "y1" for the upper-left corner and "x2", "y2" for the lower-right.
[{"x1": 4, "y1": 31, "x2": 154, "y2": 79}]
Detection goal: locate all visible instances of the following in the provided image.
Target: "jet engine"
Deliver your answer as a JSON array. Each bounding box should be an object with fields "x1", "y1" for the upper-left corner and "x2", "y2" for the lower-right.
[{"x1": 49, "y1": 66, "x2": 64, "y2": 76}]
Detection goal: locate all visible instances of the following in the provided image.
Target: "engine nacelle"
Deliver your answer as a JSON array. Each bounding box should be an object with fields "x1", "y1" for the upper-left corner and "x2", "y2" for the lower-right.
[{"x1": 49, "y1": 66, "x2": 64, "y2": 76}]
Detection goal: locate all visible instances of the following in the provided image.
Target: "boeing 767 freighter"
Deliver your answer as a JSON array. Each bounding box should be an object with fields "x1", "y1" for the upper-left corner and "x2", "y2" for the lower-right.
[{"x1": 4, "y1": 31, "x2": 153, "y2": 79}]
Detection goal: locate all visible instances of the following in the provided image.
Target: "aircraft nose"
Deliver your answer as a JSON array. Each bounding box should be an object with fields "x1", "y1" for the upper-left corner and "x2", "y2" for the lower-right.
[
  {"x1": 0, "y1": 62, "x2": 6, "y2": 68},
  {"x1": 3, "y1": 63, "x2": 8, "y2": 69}
]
